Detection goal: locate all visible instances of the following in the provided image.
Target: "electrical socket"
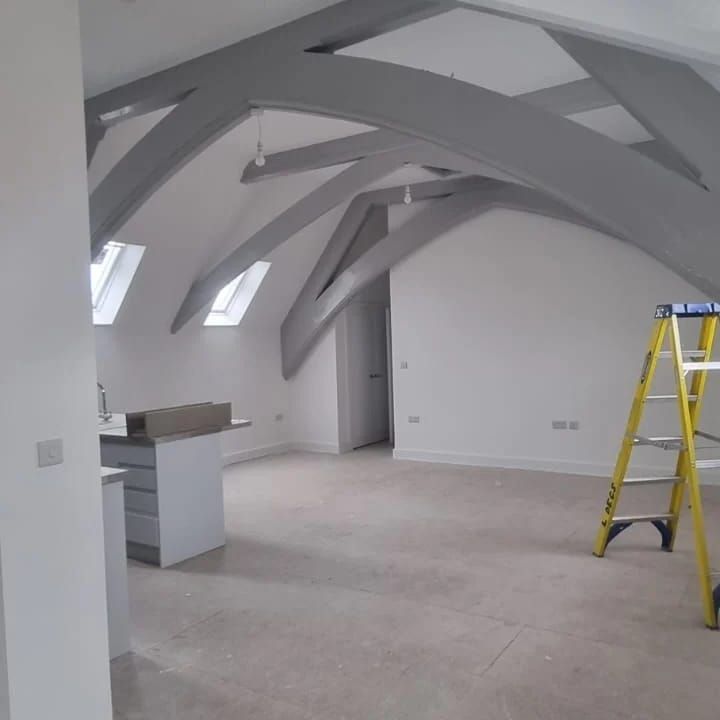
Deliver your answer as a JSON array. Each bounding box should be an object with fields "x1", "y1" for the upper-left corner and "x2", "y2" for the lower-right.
[
  {"x1": 400, "y1": 361, "x2": 408, "y2": 370},
  {"x1": 275, "y1": 413, "x2": 284, "y2": 422},
  {"x1": 569, "y1": 420, "x2": 580, "y2": 431},
  {"x1": 408, "y1": 415, "x2": 420, "y2": 424},
  {"x1": 552, "y1": 420, "x2": 567, "y2": 430}
]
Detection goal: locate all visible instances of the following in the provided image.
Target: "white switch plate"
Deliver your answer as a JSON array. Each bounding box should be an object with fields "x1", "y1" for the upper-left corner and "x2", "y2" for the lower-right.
[{"x1": 37, "y1": 438, "x2": 63, "y2": 468}]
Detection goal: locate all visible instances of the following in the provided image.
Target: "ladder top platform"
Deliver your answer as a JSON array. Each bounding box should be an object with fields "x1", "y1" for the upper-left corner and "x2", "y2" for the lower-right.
[{"x1": 655, "y1": 303, "x2": 720, "y2": 318}]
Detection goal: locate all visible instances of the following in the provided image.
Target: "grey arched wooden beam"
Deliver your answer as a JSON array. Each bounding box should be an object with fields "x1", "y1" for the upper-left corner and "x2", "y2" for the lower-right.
[
  {"x1": 89, "y1": 84, "x2": 251, "y2": 258},
  {"x1": 174, "y1": 150, "x2": 530, "y2": 335},
  {"x1": 241, "y1": 78, "x2": 614, "y2": 184},
  {"x1": 172, "y1": 50, "x2": 720, "y2": 334},
  {"x1": 281, "y1": 181, "x2": 621, "y2": 378},
  {"x1": 233, "y1": 52, "x2": 720, "y2": 298},
  {"x1": 85, "y1": 0, "x2": 449, "y2": 126},
  {"x1": 91, "y1": 43, "x2": 720, "y2": 313},
  {"x1": 90, "y1": 70, "x2": 602, "y2": 254},
  {"x1": 549, "y1": 31, "x2": 720, "y2": 190},
  {"x1": 243, "y1": 128, "x2": 701, "y2": 187},
  {"x1": 170, "y1": 149, "x2": 411, "y2": 333},
  {"x1": 285, "y1": 175, "x2": 496, "y2": 345}
]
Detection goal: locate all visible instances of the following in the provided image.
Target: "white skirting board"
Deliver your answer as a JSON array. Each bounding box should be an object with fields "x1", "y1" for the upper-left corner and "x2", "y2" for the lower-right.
[
  {"x1": 223, "y1": 441, "x2": 341, "y2": 466},
  {"x1": 290, "y1": 442, "x2": 342, "y2": 455},
  {"x1": 393, "y1": 448, "x2": 720, "y2": 485},
  {"x1": 223, "y1": 442, "x2": 293, "y2": 466}
]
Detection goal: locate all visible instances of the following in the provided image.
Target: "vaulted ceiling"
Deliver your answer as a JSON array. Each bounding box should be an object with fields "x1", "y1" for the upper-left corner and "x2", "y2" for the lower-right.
[
  {"x1": 78, "y1": 0, "x2": 720, "y2": 97},
  {"x1": 81, "y1": 1, "x2": 720, "y2": 375}
]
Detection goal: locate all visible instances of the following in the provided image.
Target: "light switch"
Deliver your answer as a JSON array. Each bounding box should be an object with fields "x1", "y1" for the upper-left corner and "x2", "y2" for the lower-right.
[{"x1": 37, "y1": 438, "x2": 64, "y2": 468}]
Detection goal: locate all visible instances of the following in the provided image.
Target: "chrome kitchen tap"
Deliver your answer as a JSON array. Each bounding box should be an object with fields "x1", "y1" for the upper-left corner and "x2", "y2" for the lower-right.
[{"x1": 97, "y1": 382, "x2": 112, "y2": 421}]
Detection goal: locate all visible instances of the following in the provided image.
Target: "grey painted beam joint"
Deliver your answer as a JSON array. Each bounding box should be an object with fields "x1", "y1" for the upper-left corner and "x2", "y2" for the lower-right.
[{"x1": 549, "y1": 30, "x2": 720, "y2": 190}]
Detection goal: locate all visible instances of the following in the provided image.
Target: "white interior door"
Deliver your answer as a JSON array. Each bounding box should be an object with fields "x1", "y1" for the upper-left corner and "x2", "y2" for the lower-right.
[{"x1": 347, "y1": 303, "x2": 389, "y2": 449}]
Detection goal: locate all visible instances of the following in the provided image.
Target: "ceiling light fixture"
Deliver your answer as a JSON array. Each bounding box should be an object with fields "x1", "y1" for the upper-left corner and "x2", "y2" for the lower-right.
[
  {"x1": 403, "y1": 184, "x2": 412, "y2": 205},
  {"x1": 252, "y1": 108, "x2": 266, "y2": 167}
]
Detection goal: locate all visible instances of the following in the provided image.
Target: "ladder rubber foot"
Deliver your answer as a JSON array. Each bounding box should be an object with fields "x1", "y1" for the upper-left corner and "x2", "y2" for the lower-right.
[{"x1": 605, "y1": 519, "x2": 672, "y2": 549}]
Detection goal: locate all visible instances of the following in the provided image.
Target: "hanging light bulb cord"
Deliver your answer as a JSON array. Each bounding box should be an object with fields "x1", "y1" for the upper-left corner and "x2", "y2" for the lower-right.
[{"x1": 254, "y1": 108, "x2": 265, "y2": 167}]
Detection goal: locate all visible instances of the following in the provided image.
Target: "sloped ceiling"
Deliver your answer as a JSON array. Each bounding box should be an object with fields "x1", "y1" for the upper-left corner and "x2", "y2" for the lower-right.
[
  {"x1": 79, "y1": 0, "x2": 342, "y2": 96},
  {"x1": 82, "y1": 3, "x2": 720, "y2": 337},
  {"x1": 88, "y1": 109, "x2": 381, "y2": 333}
]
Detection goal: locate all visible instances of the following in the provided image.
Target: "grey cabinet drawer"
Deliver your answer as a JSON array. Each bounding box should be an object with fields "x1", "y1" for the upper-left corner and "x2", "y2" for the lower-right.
[
  {"x1": 121, "y1": 468, "x2": 157, "y2": 492},
  {"x1": 125, "y1": 511, "x2": 160, "y2": 547},
  {"x1": 100, "y1": 441, "x2": 156, "y2": 470},
  {"x1": 124, "y1": 488, "x2": 158, "y2": 516}
]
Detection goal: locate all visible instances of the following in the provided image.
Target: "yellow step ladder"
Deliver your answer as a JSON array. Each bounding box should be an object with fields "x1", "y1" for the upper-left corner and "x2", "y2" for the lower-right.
[{"x1": 594, "y1": 303, "x2": 720, "y2": 629}]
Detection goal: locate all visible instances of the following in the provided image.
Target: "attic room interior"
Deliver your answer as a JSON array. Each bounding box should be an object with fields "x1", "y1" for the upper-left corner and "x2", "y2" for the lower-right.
[{"x1": 4, "y1": 1, "x2": 720, "y2": 718}]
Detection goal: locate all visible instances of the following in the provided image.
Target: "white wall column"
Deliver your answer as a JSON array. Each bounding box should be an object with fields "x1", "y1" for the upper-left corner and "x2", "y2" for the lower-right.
[{"x1": 0, "y1": 0, "x2": 113, "y2": 717}]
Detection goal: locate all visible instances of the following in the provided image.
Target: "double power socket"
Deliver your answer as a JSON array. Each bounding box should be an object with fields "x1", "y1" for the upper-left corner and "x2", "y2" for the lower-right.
[{"x1": 552, "y1": 420, "x2": 580, "y2": 431}]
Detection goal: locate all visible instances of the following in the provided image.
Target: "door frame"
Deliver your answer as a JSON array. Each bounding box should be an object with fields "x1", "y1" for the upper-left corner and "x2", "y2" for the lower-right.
[{"x1": 335, "y1": 301, "x2": 391, "y2": 452}]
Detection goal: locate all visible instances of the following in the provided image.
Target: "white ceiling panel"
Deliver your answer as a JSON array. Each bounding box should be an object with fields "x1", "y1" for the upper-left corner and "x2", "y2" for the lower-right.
[{"x1": 340, "y1": 9, "x2": 587, "y2": 97}]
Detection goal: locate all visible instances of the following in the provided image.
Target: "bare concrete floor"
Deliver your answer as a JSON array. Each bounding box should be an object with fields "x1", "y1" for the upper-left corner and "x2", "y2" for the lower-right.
[{"x1": 111, "y1": 446, "x2": 720, "y2": 719}]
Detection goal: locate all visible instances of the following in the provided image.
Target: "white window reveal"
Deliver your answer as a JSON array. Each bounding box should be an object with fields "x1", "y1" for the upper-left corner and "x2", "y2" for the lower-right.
[
  {"x1": 91, "y1": 241, "x2": 145, "y2": 326},
  {"x1": 204, "y1": 261, "x2": 271, "y2": 327}
]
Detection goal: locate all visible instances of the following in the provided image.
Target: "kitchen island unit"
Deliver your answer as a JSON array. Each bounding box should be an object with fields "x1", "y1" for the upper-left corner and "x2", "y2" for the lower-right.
[{"x1": 99, "y1": 416, "x2": 250, "y2": 567}]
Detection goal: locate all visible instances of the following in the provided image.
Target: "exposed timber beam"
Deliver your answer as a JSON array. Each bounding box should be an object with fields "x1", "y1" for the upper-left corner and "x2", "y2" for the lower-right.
[
  {"x1": 170, "y1": 150, "x2": 410, "y2": 332},
  {"x1": 89, "y1": 84, "x2": 251, "y2": 258},
  {"x1": 456, "y1": 1, "x2": 720, "y2": 67},
  {"x1": 241, "y1": 78, "x2": 613, "y2": 183},
  {"x1": 175, "y1": 160, "x2": 526, "y2": 334},
  {"x1": 631, "y1": 141, "x2": 700, "y2": 183},
  {"x1": 244, "y1": 128, "x2": 700, "y2": 187},
  {"x1": 423, "y1": 166, "x2": 459, "y2": 178},
  {"x1": 238, "y1": 52, "x2": 720, "y2": 298},
  {"x1": 92, "y1": 38, "x2": 720, "y2": 312},
  {"x1": 85, "y1": 0, "x2": 450, "y2": 126},
  {"x1": 286, "y1": 175, "x2": 496, "y2": 334},
  {"x1": 242, "y1": 129, "x2": 523, "y2": 186},
  {"x1": 518, "y1": 77, "x2": 613, "y2": 116},
  {"x1": 549, "y1": 31, "x2": 720, "y2": 190},
  {"x1": 306, "y1": 1, "x2": 449, "y2": 53},
  {"x1": 241, "y1": 129, "x2": 416, "y2": 183},
  {"x1": 281, "y1": 180, "x2": 621, "y2": 378}
]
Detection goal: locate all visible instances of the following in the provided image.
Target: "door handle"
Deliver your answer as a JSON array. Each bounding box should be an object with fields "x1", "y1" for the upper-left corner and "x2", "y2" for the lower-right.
[{"x1": 369, "y1": 373, "x2": 384, "y2": 379}]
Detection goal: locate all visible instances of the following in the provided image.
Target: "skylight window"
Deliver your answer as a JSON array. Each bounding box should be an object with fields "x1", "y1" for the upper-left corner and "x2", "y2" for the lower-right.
[
  {"x1": 210, "y1": 273, "x2": 244, "y2": 315},
  {"x1": 91, "y1": 241, "x2": 124, "y2": 309},
  {"x1": 91, "y1": 241, "x2": 145, "y2": 326},
  {"x1": 204, "y1": 261, "x2": 270, "y2": 327}
]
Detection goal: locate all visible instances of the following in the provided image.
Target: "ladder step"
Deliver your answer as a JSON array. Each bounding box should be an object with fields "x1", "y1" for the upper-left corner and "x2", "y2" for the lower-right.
[
  {"x1": 633, "y1": 435, "x2": 683, "y2": 450},
  {"x1": 623, "y1": 476, "x2": 683, "y2": 486},
  {"x1": 695, "y1": 459, "x2": 720, "y2": 469},
  {"x1": 659, "y1": 350, "x2": 706, "y2": 358},
  {"x1": 683, "y1": 361, "x2": 720, "y2": 371},
  {"x1": 646, "y1": 394, "x2": 698, "y2": 402},
  {"x1": 612, "y1": 513, "x2": 674, "y2": 524}
]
